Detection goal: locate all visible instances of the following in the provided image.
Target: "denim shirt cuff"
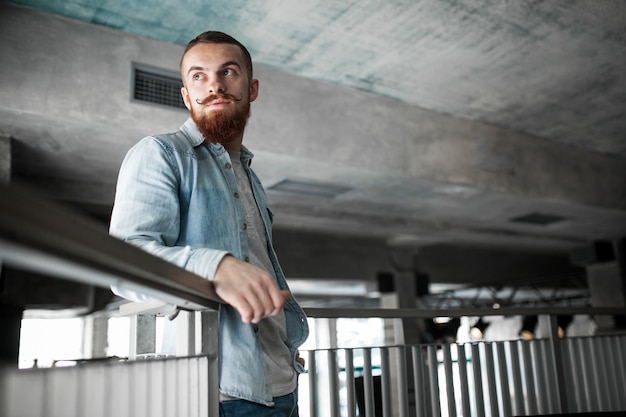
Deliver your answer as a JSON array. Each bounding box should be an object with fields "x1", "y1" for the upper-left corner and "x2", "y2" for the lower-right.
[{"x1": 186, "y1": 248, "x2": 231, "y2": 281}]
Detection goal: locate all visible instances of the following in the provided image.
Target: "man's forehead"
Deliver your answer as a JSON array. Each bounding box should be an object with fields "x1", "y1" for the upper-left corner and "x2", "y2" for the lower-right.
[{"x1": 182, "y1": 43, "x2": 245, "y2": 69}]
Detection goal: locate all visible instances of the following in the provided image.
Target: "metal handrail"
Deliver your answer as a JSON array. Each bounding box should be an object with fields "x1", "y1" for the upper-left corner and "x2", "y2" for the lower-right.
[
  {"x1": 303, "y1": 305, "x2": 626, "y2": 319},
  {"x1": 0, "y1": 181, "x2": 222, "y2": 310}
]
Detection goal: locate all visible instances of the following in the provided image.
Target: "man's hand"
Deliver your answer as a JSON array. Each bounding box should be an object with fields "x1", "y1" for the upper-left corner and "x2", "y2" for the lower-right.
[
  {"x1": 296, "y1": 352, "x2": 306, "y2": 368},
  {"x1": 213, "y1": 255, "x2": 290, "y2": 324}
]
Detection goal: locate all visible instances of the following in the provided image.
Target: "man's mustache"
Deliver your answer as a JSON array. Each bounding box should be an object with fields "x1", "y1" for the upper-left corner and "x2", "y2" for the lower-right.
[{"x1": 195, "y1": 93, "x2": 243, "y2": 105}]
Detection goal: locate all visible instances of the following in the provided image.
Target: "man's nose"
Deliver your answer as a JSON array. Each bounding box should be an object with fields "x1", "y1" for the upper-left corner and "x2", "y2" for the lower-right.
[{"x1": 207, "y1": 75, "x2": 225, "y2": 93}]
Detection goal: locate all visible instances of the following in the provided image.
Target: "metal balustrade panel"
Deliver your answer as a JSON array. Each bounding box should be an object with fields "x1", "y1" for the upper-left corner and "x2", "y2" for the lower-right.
[
  {"x1": 585, "y1": 336, "x2": 603, "y2": 411},
  {"x1": 362, "y1": 348, "x2": 375, "y2": 417},
  {"x1": 561, "y1": 340, "x2": 579, "y2": 413},
  {"x1": 379, "y1": 347, "x2": 392, "y2": 417},
  {"x1": 519, "y1": 341, "x2": 536, "y2": 416},
  {"x1": 441, "y1": 344, "x2": 457, "y2": 417},
  {"x1": 79, "y1": 365, "x2": 109, "y2": 417},
  {"x1": 307, "y1": 350, "x2": 318, "y2": 417},
  {"x1": 344, "y1": 349, "x2": 356, "y2": 417},
  {"x1": 496, "y1": 342, "x2": 512, "y2": 417},
  {"x1": 575, "y1": 337, "x2": 594, "y2": 412},
  {"x1": 471, "y1": 343, "x2": 486, "y2": 417},
  {"x1": 601, "y1": 336, "x2": 620, "y2": 411},
  {"x1": 530, "y1": 340, "x2": 547, "y2": 414},
  {"x1": 328, "y1": 349, "x2": 340, "y2": 417},
  {"x1": 5, "y1": 329, "x2": 625, "y2": 417},
  {"x1": 483, "y1": 342, "x2": 499, "y2": 416},
  {"x1": 426, "y1": 344, "x2": 440, "y2": 416},
  {"x1": 0, "y1": 356, "x2": 213, "y2": 417},
  {"x1": 394, "y1": 346, "x2": 409, "y2": 417},
  {"x1": 508, "y1": 341, "x2": 526, "y2": 416},
  {"x1": 613, "y1": 336, "x2": 626, "y2": 410},
  {"x1": 412, "y1": 345, "x2": 428, "y2": 417},
  {"x1": 456, "y1": 344, "x2": 471, "y2": 417}
]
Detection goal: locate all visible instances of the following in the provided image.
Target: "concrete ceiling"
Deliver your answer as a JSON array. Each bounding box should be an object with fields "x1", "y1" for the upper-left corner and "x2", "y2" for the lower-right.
[
  {"x1": 7, "y1": 0, "x2": 626, "y2": 156},
  {"x1": 2, "y1": 1, "x2": 626, "y2": 304}
]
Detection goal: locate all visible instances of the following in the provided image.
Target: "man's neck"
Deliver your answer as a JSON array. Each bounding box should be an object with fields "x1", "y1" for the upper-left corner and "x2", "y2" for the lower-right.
[
  {"x1": 223, "y1": 141, "x2": 242, "y2": 151},
  {"x1": 202, "y1": 134, "x2": 243, "y2": 151}
]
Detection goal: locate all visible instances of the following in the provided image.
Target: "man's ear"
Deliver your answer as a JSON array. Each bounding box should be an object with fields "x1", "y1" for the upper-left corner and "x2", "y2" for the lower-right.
[
  {"x1": 181, "y1": 86, "x2": 192, "y2": 110},
  {"x1": 249, "y1": 79, "x2": 259, "y2": 103}
]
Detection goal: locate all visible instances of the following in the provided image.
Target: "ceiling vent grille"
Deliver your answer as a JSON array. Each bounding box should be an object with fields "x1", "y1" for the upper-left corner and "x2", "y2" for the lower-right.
[
  {"x1": 510, "y1": 212, "x2": 567, "y2": 226},
  {"x1": 132, "y1": 64, "x2": 186, "y2": 110},
  {"x1": 267, "y1": 178, "x2": 352, "y2": 199}
]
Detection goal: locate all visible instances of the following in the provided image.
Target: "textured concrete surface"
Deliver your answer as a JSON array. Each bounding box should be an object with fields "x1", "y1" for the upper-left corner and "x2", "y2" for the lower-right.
[
  {"x1": 1, "y1": 3, "x2": 625, "y2": 305},
  {"x1": 6, "y1": 0, "x2": 626, "y2": 157}
]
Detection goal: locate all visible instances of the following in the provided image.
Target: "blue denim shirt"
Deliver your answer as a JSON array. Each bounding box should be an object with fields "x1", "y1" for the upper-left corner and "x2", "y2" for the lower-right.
[{"x1": 109, "y1": 118, "x2": 309, "y2": 406}]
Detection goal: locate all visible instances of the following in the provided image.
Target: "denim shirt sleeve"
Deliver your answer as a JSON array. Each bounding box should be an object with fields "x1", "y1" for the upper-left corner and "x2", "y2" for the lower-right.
[{"x1": 109, "y1": 136, "x2": 229, "y2": 295}]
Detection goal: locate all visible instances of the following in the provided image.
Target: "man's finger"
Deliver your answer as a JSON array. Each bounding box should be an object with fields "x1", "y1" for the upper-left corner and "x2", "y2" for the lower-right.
[{"x1": 269, "y1": 290, "x2": 291, "y2": 316}]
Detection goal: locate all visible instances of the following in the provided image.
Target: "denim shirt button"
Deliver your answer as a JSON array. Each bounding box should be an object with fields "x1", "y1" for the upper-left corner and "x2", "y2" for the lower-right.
[
  {"x1": 242, "y1": 223, "x2": 247, "y2": 230},
  {"x1": 234, "y1": 192, "x2": 240, "y2": 198},
  {"x1": 244, "y1": 256, "x2": 250, "y2": 262},
  {"x1": 225, "y1": 163, "x2": 232, "y2": 169}
]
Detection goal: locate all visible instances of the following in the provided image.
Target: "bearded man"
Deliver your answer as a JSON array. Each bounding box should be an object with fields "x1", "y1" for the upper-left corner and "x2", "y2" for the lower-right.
[{"x1": 109, "y1": 31, "x2": 309, "y2": 417}]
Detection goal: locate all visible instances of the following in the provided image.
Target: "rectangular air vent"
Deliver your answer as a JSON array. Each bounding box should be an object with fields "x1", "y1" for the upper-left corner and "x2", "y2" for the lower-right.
[
  {"x1": 132, "y1": 64, "x2": 186, "y2": 110},
  {"x1": 510, "y1": 212, "x2": 567, "y2": 226},
  {"x1": 267, "y1": 178, "x2": 352, "y2": 199}
]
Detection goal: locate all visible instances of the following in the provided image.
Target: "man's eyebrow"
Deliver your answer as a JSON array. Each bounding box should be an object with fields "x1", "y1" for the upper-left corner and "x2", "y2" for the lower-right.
[
  {"x1": 186, "y1": 62, "x2": 242, "y2": 75},
  {"x1": 187, "y1": 65, "x2": 205, "y2": 75},
  {"x1": 221, "y1": 61, "x2": 243, "y2": 71}
]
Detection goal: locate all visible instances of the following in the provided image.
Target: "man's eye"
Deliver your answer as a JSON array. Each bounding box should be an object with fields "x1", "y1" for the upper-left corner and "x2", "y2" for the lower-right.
[
  {"x1": 223, "y1": 68, "x2": 234, "y2": 76},
  {"x1": 193, "y1": 73, "x2": 203, "y2": 80}
]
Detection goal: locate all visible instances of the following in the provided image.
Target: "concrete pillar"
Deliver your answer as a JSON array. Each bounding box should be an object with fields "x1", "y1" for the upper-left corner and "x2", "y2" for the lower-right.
[
  {"x1": 82, "y1": 314, "x2": 109, "y2": 359},
  {"x1": 0, "y1": 300, "x2": 23, "y2": 367},
  {"x1": 0, "y1": 264, "x2": 23, "y2": 367},
  {"x1": 128, "y1": 314, "x2": 156, "y2": 359},
  {"x1": 378, "y1": 250, "x2": 424, "y2": 345},
  {"x1": 379, "y1": 250, "x2": 424, "y2": 417},
  {"x1": 0, "y1": 136, "x2": 10, "y2": 184},
  {"x1": 573, "y1": 239, "x2": 626, "y2": 334}
]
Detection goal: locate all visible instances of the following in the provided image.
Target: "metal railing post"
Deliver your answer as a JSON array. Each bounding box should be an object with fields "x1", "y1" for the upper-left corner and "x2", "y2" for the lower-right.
[{"x1": 196, "y1": 310, "x2": 219, "y2": 417}]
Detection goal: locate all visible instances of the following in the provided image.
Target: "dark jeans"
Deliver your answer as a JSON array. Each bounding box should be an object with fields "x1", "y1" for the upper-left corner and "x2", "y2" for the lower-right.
[{"x1": 219, "y1": 391, "x2": 299, "y2": 417}]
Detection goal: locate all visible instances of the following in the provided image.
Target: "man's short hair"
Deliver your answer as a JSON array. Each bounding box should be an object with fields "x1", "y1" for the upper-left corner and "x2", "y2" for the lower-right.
[{"x1": 181, "y1": 31, "x2": 253, "y2": 80}]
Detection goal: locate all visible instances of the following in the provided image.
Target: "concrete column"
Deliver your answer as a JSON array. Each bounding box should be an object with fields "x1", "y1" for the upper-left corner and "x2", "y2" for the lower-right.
[
  {"x1": 379, "y1": 250, "x2": 424, "y2": 417},
  {"x1": 0, "y1": 136, "x2": 10, "y2": 184},
  {"x1": 379, "y1": 250, "x2": 424, "y2": 345},
  {"x1": 575, "y1": 239, "x2": 626, "y2": 334},
  {"x1": 128, "y1": 314, "x2": 156, "y2": 359},
  {"x1": 0, "y1": 264, "x2": 23, "y2": 367},
  {"x1": 82, "y1": 314, "x2": 109, "y2": 359},
  {"x1": 0, "y1": 300, "x2": 23, "y2": 367}
]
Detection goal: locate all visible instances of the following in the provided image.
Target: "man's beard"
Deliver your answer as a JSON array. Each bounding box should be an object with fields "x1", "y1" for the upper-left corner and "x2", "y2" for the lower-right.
[{"x1": 192, "y1": 101, "x2": 250, "y2": 146}]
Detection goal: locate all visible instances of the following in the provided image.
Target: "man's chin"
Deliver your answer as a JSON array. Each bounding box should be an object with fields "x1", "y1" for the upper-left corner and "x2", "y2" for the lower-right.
[{"x1": 192, "y1": 106, "x2": 249, "y2": 145}]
